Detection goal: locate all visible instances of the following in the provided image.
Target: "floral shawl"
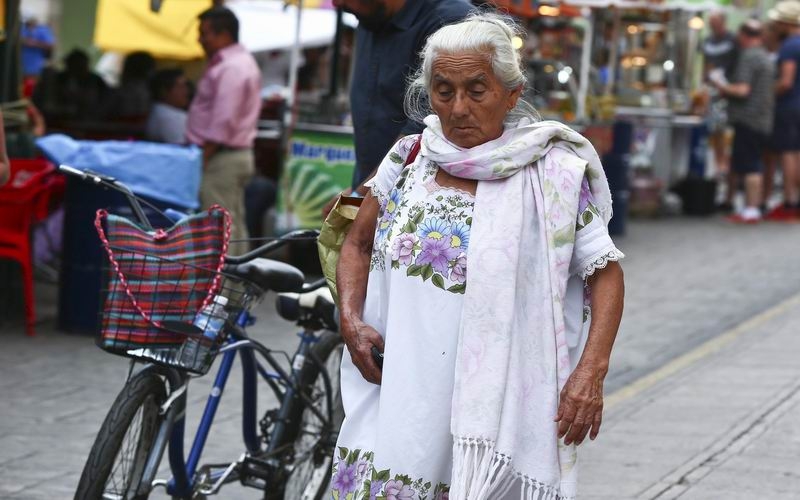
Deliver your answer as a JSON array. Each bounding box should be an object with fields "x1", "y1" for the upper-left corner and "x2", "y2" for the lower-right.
[{"x1": 420, "y1": 115, "x2": 616, "y2": 500}]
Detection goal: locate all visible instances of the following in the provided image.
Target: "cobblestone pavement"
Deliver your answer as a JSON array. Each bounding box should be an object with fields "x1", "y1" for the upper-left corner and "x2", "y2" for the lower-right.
[{"x1": 1, "y1": 216, "x2": 800, "y2": 499}]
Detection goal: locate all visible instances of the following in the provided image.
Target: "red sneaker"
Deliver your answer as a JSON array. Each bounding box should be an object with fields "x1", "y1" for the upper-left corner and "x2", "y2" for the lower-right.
[{"x1": 764, "y1": 205, "x2": 800, "y2": 221}]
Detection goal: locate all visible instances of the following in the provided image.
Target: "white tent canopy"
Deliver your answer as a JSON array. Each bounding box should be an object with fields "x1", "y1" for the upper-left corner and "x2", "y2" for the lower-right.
[
  {"x1": 227, "y1": 0, "x2": 357, "y2": 54},
  {"x1": 564, "y1": 0, "x2": 729, "y2": 11}
]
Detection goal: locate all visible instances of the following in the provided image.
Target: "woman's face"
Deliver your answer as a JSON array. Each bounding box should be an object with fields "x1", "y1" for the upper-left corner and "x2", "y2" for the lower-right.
[{"x1": 430, "y1": 52, "x2": 521, "y2": 149}]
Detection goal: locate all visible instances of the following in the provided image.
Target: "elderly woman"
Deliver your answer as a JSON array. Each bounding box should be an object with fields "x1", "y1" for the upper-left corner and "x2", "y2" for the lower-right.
[{"x1": 332, "y1": 13, "x2": 624, "y2": 500}]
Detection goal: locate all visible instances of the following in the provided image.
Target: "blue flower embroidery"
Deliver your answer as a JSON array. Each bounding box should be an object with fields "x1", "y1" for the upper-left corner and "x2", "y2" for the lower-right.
[
  {"x1": 377, "y1": 188, "x2": 403, "y2": 239},
  {"x1": 418, "y1": 218, "x2": 451, "y2": 240},
  {"x1": 449, "y1": 222, "x2": 470, "y2": 250}
]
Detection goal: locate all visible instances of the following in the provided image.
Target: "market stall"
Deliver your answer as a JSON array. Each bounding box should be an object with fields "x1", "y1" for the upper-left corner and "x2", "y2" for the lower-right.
[{"x1": 494, "y1": 0, "x2": 728, "y2": 220}]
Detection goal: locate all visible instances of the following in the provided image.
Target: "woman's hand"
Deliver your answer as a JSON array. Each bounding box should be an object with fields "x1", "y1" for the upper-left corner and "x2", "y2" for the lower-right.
[
  {"x1": 336, "y1": 192, "x2": 382, "y2": 384},
  {"x1": 554, "y1": 363, "x2": 606, "y2": 445},
  {"x1": 340, "y1": 315, "x2": 385, "y2": 385},
  {"x1": 555, "y1": 260, "x2": 623, "y2": 446}
]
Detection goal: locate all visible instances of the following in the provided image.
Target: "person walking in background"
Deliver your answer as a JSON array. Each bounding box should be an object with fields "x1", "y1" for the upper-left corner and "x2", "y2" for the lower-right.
[
  {"x1": 20, "y1": 16, "x2": 55, "y2": 82},
  {"x1": 146, "y1": 69, "x2": 190, "y2": 145},
  {"x1": 711, "y1": 20, "x2": 774, "y2": 223},
  {"x1": 765, "y1": 1, "x2": 800, "y2": 220},
  {"x1": 702, "y1": 10, "x2": 738, "y2": 210},
  {"x1": 323, "y1": 0, "x2": 472, "y2": 215},
  {"x1": 186, "y1": 6, "x2": 261, "y2": 247}
]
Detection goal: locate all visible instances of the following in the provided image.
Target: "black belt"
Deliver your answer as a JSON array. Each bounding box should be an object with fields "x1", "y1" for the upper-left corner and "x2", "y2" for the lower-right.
[{"x1": 217, "y1": 144, "x2": 249, "y2": 152}]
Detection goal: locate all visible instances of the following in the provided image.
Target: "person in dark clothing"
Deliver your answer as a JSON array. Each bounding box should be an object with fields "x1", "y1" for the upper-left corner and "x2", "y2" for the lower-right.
[
  {"x1": 711, "y1": 20, "x2": 775, "y2": 223},
  {"x1": 702, "y1": 10, "x2": 738, "y2": 194},
  {"x1": 33, "y1": 49, "x2": 111, "y2": 125},
  {"x1": 110, "y1": 51, "x2": 156, "y2": 119},
  {"x1": 764, "y1": 1, "x2": 800, "y2": 220},
  {"x1": 323, "y1": 0, "x2": 473, "y2": 216}
]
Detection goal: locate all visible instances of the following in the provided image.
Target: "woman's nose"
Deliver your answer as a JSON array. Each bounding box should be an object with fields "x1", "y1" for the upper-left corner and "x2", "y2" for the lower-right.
[{"x1": 451, "y1": 94, "x2": 469, "y2": 118}]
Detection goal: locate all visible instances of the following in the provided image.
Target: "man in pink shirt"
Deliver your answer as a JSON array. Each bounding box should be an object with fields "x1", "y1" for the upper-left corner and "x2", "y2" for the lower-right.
[{"x1": 186, "y1": 6, "x2": 261, "y2": 248}]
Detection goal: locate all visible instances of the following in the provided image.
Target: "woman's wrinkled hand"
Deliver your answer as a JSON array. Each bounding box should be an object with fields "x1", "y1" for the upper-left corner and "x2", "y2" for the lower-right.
[
  {"x1": 554, "y1": 363, "x2": 607, "y2": 446},
  {"x1": 340, "y1": 316, "x2": 384, "y2": 385}
]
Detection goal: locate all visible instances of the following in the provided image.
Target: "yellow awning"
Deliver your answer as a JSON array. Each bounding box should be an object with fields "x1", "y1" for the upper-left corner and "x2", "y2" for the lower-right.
[{"x1": 94, "y1": 0, "x2": 211, "y2": 60}]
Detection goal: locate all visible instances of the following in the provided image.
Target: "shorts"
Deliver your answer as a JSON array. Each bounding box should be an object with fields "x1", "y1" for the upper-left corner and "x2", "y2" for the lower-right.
[
  {"x1": 771, "y1": 106, "x2": 800, "y2": 152},
  {"x1": 731, "y1": 124, "x2": 768, "y2": 174},
  {"x1": 706, "y1": 98, "x2": 728, "y2": 134}
]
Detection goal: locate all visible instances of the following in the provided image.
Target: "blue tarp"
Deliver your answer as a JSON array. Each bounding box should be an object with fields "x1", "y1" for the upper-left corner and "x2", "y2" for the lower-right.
[{"x1": 36, "y1": 134, "x2": 202, "y2": 210}]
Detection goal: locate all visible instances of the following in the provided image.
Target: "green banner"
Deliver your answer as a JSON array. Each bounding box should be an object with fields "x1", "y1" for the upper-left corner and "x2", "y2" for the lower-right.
[{"x1": 275, "y1": 129, "x2": 356, "y2": 232}]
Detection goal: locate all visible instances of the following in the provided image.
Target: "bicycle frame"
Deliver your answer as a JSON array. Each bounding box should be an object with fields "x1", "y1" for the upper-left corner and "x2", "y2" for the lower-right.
[
  {"x1": 58, "y1": 165, "x2": 334, "y2": 497},
  {"x1": 158, "y1": 308, "x2": 335, "y2": 498}
]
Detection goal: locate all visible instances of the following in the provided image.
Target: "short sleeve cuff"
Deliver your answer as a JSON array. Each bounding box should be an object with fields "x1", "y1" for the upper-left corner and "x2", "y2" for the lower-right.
[{"x1": 577, "y1": 248, "x2": 625, "y2": 280}]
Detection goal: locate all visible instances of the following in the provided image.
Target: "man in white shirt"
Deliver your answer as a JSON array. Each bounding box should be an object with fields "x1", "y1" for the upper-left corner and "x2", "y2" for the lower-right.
[{"x1": 145, "y1": 68, "x2": 190, "y2": 145}]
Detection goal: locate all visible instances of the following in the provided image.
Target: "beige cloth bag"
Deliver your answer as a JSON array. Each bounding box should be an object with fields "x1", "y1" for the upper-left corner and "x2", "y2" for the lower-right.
[{"x1": 317, "y1": 195, "x2": 362, "y2": 304}]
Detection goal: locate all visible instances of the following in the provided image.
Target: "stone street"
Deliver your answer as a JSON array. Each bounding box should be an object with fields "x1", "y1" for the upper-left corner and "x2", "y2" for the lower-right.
[{"x1": 2, "y1": 215, "x2": 800, "y2": 499}]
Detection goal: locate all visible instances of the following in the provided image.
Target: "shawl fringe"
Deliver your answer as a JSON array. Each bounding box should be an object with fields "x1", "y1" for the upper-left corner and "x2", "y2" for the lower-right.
[{"x1": 450, "y1": 436, "x2": 574, "y2": 500}]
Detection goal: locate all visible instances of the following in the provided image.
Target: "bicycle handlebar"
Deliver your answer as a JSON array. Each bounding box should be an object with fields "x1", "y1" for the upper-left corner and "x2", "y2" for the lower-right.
[
  {"x1": 59, "y1": 164, "x2": 321, "y2": 267},
  {"x1": 223, "y1": 229, "x2": 320, "y2": 265},
  {"x1": 58, "y1": 164, "x2": 155, "y2": 231}
]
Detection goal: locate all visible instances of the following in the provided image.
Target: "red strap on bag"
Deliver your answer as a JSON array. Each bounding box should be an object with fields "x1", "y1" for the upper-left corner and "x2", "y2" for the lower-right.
[
  {"x1": 94, "y1": 205, "x2": 232, "y2": 329},
  {"x1": 406, "y1": 135, "x2": 422, "y2": 166}
]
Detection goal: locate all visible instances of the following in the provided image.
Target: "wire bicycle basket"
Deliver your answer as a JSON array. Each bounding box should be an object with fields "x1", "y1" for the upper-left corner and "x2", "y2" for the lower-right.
[{"x1": 97, "y1": 246, "x2": 259, "y2": 375}]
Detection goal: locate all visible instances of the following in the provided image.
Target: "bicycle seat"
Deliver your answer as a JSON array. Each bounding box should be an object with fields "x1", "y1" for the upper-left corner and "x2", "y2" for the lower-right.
[{"x1": 228, "y1": 258, "x2": 304, "y2": 293}]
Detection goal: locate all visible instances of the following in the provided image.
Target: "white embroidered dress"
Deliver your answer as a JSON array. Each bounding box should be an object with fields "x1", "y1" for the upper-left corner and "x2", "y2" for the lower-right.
[{"x1": 329, "y1": 134, "x2": 622, "y2": 500}]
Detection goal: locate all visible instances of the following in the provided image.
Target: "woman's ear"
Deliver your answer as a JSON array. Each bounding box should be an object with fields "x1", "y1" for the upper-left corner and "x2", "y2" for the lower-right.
[{"x1": 507, "y1": 84, "x2": 523, "y2": 111}]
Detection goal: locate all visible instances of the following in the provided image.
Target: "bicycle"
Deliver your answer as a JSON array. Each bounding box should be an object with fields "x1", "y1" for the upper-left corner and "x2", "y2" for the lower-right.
[{"x1": 60, "y1": 165, "x2": 343, "y2": 500}]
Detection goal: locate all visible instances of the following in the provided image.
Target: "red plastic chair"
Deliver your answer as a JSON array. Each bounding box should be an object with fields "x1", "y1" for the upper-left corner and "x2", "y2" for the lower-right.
[{"x1": 0, "y1": 159, "x2": 65, "y2": 336}]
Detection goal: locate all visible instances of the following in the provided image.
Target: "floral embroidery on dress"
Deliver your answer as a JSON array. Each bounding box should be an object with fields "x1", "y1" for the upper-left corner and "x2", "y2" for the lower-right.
[
  {"x1": 370, "y1": 161, "x2": 473, "y2": 294},
  {"x1": 330, "y1": 447, "x2": 450, "y2": 500}
]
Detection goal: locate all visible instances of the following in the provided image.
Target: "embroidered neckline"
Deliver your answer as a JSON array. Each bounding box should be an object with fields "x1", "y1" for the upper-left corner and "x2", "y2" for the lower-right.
[{"x1": 423, "y1": 174, "x2": 476, "y2": 200}]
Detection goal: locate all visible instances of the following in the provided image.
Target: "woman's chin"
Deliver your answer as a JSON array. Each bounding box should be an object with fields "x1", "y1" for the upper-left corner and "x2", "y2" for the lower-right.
[{"x1": 446, "y1": 129, "x2": 485, "y2": 149}]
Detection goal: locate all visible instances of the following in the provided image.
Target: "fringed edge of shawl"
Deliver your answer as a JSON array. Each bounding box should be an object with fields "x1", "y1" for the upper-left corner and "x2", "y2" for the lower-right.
[{"x1": 450, "y1": 436, "x2": 575, "y2": 500}]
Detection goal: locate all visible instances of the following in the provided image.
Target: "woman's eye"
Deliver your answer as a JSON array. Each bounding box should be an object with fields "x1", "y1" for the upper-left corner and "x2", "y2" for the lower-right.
[{"x1": 437, "y1": 90, "x2": 453, "y2": 98}]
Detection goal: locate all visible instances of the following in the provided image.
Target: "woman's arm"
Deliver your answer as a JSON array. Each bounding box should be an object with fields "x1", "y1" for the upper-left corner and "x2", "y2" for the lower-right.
[
  {"x1": 555, "y1": 261, "x2": 624, "y2": 445},
  {"x1": 337, "y1": 193, "x2": 384, "y2": 385},
  {"x1": 0, "y1": 111, "x2": 9, "y2": 186}
]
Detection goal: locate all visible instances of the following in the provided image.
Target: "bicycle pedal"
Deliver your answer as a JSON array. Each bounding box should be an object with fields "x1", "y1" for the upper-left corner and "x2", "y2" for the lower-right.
[{"x1": 239, "y1": 455, "x2": 277, "y2": 489}]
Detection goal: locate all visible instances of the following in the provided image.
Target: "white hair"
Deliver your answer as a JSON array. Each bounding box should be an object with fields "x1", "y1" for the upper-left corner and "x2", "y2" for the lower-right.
[{"x1": 404, "y1": 12, "x2": 539, "y2": 125}]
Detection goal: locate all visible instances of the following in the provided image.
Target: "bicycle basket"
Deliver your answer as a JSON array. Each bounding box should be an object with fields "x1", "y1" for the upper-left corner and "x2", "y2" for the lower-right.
[{"x1": 95, "y1": 206, "x2": 258, "y2": 375}]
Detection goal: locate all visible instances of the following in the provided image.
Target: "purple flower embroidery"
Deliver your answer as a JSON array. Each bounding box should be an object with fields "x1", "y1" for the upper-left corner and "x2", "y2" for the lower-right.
[
  {"x1": 331, "y1": 462, "x2": 358, "y2": 494},
  {"x1": 417, "y1": 237, "x2": 461, "y2": 275},
  {"x1": 391, "y1": 232, "x2": 418, "y2": 266},
  {"x1": 578, "y1": 177, "x2": 593, "y2": 214},
  {"x1": 369, "y1": 480, "x2": 384, "y2": 500},
  {"x1": 450, "y1": 253, "x2": 467, "y2": 283},
  {"x1": 434, "y1": 491, "x2": 450, "y2": 500},
  {"x1": 385, "y1": 479, "x2": 415, "y2": 500}
]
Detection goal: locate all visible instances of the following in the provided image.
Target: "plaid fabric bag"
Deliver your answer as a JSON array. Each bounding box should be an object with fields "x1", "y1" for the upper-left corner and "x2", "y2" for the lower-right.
[{"x1": 94, "y1": 206, "x2": 231, "y2": 355}]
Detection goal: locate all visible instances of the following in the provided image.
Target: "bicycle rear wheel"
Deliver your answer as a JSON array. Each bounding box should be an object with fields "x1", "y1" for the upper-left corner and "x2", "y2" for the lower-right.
[
  {"x1": 282, "y1": 331, "x2": 344, "y2": 500},
  {"x1": 75, "y1": 369, "x2": 166, "y2": 500}
]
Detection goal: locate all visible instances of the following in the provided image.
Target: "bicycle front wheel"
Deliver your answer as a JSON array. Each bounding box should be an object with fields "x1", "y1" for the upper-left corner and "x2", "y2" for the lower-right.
[
  {"x1": 282, "y1": 331, "x2": 344, "y2": 500},
  {"x1": 75, "y1": 369, "x2": 166, "y2": 500}
]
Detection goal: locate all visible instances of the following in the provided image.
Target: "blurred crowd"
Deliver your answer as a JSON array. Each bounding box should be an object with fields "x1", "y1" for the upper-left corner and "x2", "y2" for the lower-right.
[{"x1": 700, "y1": 1, "x2": 800, "y2": 223}]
